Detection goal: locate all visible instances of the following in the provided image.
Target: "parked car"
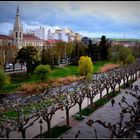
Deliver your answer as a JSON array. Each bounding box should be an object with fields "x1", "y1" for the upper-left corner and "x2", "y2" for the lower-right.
[{"x1": 5, "y1": 63, "x2": 13, "y2": 69}]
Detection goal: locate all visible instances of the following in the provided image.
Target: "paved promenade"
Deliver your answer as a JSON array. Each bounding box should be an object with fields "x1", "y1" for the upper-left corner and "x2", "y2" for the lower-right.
[{"x1": 59, "y1": 78, "x2": 140, "y2": 138}]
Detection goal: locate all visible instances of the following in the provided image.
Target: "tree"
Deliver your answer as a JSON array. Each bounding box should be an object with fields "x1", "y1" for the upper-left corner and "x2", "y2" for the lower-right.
[
  {"x1": 40, "y1": 100, "x2": 60, "y2": 137},
  {"x1": 33, "y1": 64, "x2": 52, "y2": 82},
  {"x1": 55, "y1": 42, "x2": 66, "y2": 62},
  {"x1": 99, "y1": 35, "x2": 108, "y2": 60},
  {"x1": 92, "y1": 44, "x2": 100, "y2": 61},
  {"x1": 125, "y1": 54, "x2": 135, "y2": 64},
  {"x1": 118, "y1": 46, "x2": 131, "y2": 64},
  {"x1": 78, "y1": 56, "x2": 93, "y2": 76},
  {"x1": 0, "y1": 70, "x2": 10, "y2": 91},
  {"x1": 72, "y1": 82, "x2": 86, "y2": 119},
  {"x1": 108, "y1": 45, "x2": 135, "y2": 65},
  {"x1": 70, "y1": 41, "x2": 87, "y2": 64},
  {"x1": 58, "y1": 90, "x2": 78, "y2": 127},
  {"x1": 16, "y1": 46, "x2": 39, "y2": 76},
  {"x1": 108, "y1": 45, "x2": 122, "y2": 63}
]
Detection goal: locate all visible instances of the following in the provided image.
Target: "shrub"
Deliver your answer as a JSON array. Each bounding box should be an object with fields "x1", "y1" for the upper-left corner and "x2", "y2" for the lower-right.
[
  {"x1": 0, "y1": 70, "x2": 10, "y2": 90},
  {"x1": 19, "y1": 83, "x2": 48, "y2": 95},
  {"x1": 125, "y1": 54, "x2": 135, "y2": 64},
  {"x1": 33, "y1": 65, "x2": 52, "y2": 82},
  {"x1": 78, "y1": 56, "x2": 93, "y2": 76}
]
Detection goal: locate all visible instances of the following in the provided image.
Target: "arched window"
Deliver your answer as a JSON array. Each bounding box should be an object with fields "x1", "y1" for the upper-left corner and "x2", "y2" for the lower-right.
[{"x1": 16, "y1": 32, "x2": 18, "y2": 38}]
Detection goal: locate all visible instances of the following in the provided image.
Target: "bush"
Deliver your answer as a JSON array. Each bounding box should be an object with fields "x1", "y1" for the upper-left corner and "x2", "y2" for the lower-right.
[
  {"x1": 33, "y1": 65, "x2": 52, "y2": 82},
  {"x1": 125, "y1": 54, "x2": 135, "y2": 64},
  {"x1": 78, "y1": 56, "x2": 93, "y2": 76},
  {"x1": 0, "y1": 70, "x2": 10, "y2": 90}
]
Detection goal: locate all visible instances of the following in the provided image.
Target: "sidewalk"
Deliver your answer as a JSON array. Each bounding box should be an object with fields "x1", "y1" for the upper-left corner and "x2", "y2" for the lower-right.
[{"x1": 59, "y1": 78, "x2": 140, "y2": 138}]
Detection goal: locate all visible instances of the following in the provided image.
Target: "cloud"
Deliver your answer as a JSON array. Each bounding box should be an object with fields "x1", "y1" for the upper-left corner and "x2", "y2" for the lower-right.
[
  {"x1": 0, "y1": 22, "x2": 13, "y2": 35},
  {"x1": 0, "y1": 1, "x2": 140, "y2": 38}
]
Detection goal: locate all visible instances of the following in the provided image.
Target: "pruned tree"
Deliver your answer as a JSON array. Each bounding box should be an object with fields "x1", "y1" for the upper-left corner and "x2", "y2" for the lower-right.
[{"x1": 58, "y1": 89, "x2": 78, "y2": 127}]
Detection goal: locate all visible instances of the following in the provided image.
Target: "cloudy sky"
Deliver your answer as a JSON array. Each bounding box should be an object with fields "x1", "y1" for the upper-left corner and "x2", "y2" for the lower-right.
[{"x1": 0, "y1": 1, "x2": 140, "y2": 39}]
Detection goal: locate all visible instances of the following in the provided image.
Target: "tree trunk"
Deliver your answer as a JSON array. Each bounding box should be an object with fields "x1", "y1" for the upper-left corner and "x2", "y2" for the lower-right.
[
  {"x1": 66, "y1": 109, "x2": 70, "y2": 127},
  {"x1": 112, "y1": 87, "x2": 115, "y2": 96},
  {"x1": 106, "y1": 88, "x2": 109, "y2": 99},
  {"x1": 22, "y1": 129, "x2": 26, "y2": 138},
  {"x1": 89, "y1": 98, "x2": 93, "y2": 108},
  {"x1": 118, "y1": 83, "x2": 120, "y2": 92},
  {"x1": 6, "y1": 129, "x2": 10, "y2": 138},
  {"x1": 78, "y1": 103, "x2": 82, "y2": 119},
  {"x1": 123, "y1": 79, "x2": 125, "y2": 88},
  {"x1": 100, "y1": 91, "x2": 102, "y2": 99},
  {"x1": 47, "y1": 121, "x2": 51, "y2": 138}
]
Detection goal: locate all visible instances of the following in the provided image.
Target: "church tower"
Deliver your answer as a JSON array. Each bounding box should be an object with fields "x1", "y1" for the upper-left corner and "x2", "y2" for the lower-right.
[{"x1": 13, "y1": 5, "x2": 23, "y2": 49}]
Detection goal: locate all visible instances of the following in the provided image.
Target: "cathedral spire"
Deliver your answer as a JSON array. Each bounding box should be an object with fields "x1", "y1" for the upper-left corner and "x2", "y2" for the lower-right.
[
  {"x1": 17, "y1": 5, "x2": 19, "y2": 16},
  {"x1": 14, "y1": 5, "x2": 22, "y2": 30},
  {"x1": 13, "y1": 5, "x2": 23, "y2": 49}
]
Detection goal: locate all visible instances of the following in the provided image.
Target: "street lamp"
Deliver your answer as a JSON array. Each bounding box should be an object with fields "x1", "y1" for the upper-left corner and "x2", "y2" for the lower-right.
[{"x1": 87, "y1": 84, "x2": 91, "y2": 116}]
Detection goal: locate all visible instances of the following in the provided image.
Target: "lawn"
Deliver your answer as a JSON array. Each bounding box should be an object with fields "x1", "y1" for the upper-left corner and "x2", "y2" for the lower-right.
[
  {"x1": 51, "y1": 60, "x2": 112, "y2": 78},
  {"x1": 35, "y1": 125, "x2": 71, "y2": 138},
  {"x1": 1, "y1": 60, "x2": 113, "y2": 93}
]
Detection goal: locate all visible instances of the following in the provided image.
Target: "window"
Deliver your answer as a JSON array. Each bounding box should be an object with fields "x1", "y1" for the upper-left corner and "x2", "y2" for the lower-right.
[
  {"x1": 16, "y1": 32, "x2": 18, "y2": 38},
  {"x1": 20, "y1": 32, "x2": 21, "y2": 38}
]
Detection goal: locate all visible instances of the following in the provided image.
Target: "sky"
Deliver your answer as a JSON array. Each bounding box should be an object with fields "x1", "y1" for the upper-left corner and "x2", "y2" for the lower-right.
[{"x1": 0, "y1": 1, "x2": 140, "y2": 39}]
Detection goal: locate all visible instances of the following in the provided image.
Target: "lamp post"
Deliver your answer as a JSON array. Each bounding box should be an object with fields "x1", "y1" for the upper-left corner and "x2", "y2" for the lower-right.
[{"x1": 87, "y1": 84, "x2": 91, "y2": 116}]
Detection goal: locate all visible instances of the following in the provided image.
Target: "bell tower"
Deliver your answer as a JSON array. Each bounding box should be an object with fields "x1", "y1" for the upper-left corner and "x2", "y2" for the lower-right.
[{"x1": 13, "y1": 5, "x2": 23, "y2": 49}]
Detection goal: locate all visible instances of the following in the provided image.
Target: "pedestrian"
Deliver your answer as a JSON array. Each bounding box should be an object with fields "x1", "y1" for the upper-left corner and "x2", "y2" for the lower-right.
[{"x1": 111, "y1": 99, "x2": 115, "y2": 107}]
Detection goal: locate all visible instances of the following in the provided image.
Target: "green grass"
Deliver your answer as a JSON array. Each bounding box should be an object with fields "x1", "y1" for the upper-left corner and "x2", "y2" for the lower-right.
[
  {"x1": 2, "y1": 60, "x2": 114, "y2": 93},
  {"x1": 93, "y1": 60, "x2": 113, "y2": 73},
  {"x1": 35, "y1": 125, "x2": 71, "y2": 138},
  {"x1": 74, "y1": 116, "x2": 85, "y2": 121},
  {"x1": 51, "y1": 60, "x2": 113, "y2": 79},
  {"x1": 51, "y1": 65, "x2": 79, "y2": 78}
]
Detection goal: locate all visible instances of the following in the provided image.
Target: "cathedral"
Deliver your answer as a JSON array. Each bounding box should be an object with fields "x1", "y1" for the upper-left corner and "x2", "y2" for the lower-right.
[{"x1": 0, "y1": 6, "x2": 46, "y2": 50}]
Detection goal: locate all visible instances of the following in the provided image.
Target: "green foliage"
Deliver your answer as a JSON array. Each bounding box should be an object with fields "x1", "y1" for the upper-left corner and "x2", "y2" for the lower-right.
[
  {"x1": 16, "y1": 46, "x2": 39, "y2": 75},
  {"x1": 108, "y1": 45, "x2": 122, "y2": 63},
  {"x1": 86, "y1": 72, "x2": 92, "y2": 81},
  {"x1": 78, "y1": 56, "x2": 93, "y2": 76},
  {"x1": 71, "y1": 41, "x2": 87, "y2": 64},
  {"x1": 118, "y1": 46, "x2": 131, "y2": 64},
  {"x1": 108, "y1": 45, "x2": 135, "y2": 65},
  {"x1": 0, "y1": 70, "x2": 10, "y2": 90},
  {"x1": 99, "y1": 35, "x2": 110, "y2": 60},
  {"x1": 125, "y1": 54, "x2": 135, "y2": 64},
  {"x1": 76, "y1": 107, "x2": 94, "y2": 116},
  {"x1": 33, "y1": 64, "x2": 52, "y2": 82}
]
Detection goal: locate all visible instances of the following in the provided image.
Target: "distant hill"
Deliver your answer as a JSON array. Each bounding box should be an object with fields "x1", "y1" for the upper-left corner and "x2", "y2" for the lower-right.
[{"x1": 110, "y1": 38, "x2": 140, "y2": 42}]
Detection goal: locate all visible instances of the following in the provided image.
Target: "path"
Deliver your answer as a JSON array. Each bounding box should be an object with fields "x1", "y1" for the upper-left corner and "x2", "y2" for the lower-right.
[{"x1": 59, "y1": 78, "x2": 140, "y2": 138}]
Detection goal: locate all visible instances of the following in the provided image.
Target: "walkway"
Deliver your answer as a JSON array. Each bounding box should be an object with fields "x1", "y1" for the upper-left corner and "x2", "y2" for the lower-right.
[{"x1": 59, "y1": 78, "x2": 140, "y2": 138}]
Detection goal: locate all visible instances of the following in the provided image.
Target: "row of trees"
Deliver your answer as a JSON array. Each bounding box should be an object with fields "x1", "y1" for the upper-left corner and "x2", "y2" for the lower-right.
[
  {"x1": 87, "y1": 35, "x2": 111, "y2": 61},
  {"x1": 0, "y1": 60, "x2": 140, "y2": 138}
]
